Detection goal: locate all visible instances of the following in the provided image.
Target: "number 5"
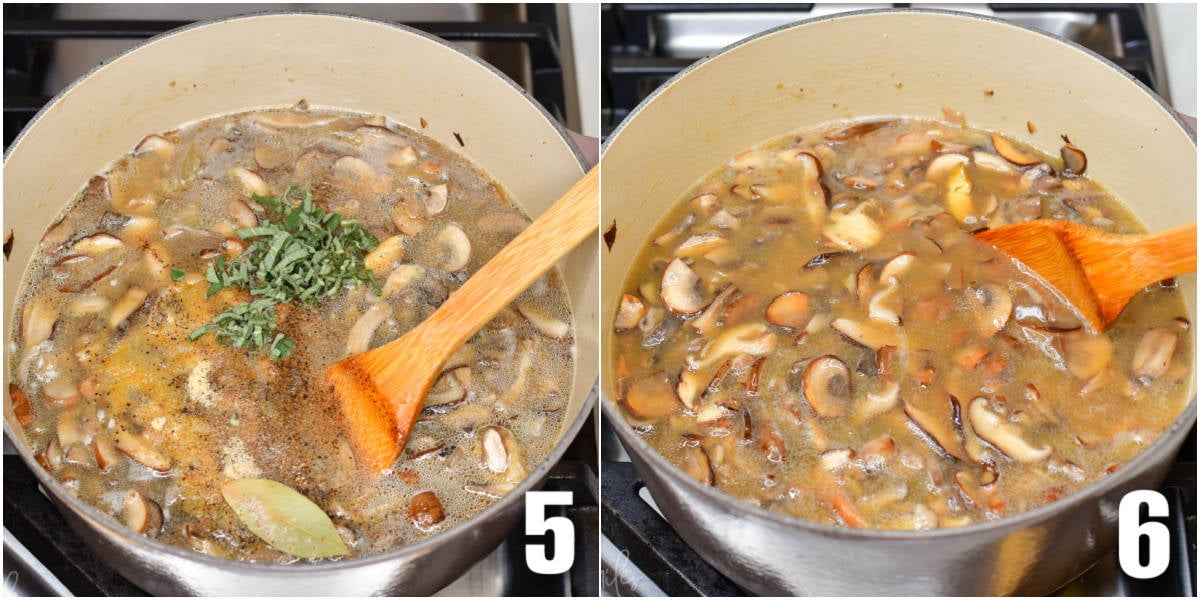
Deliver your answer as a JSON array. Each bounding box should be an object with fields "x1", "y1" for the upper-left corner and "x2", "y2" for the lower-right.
[
  {"x1": 1118, "y1": 490, "x2": 1170, "y2": 579},
  {"x1": 525, "y1": 491, "x2": 575, "y2": 574}
]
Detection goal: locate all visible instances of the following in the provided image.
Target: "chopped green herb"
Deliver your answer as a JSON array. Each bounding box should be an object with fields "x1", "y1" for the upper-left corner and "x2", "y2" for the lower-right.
[
  {"x1": 170, "y1": 268, "x2": 187, "y2": 281},
  {"x1": 189, "y1": 186, "x2": 380, "y2": 359},
  {"x1": 231, "y1": 412, "x2": 241, "y2": 426}
]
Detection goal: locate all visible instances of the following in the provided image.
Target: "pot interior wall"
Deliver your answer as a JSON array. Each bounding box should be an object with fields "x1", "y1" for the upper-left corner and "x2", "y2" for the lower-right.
[
  {"x1": 4, "y1": 13, "x2": 597, "y2": 447},
  {"x1": 601, "y1": 9, "x2": 1196, "y2": 395}
]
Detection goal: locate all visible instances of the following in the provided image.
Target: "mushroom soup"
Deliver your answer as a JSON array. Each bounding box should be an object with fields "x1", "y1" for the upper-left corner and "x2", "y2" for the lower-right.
[
  {"x1": 610, "y1": 118, "x2": 1191, "y2": 529},
  {"x1": 9, "y1": 106, "x2": 574, "y2": 561}
]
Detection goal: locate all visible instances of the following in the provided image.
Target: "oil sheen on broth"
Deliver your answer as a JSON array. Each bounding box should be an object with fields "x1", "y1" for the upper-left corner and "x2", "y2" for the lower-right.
[
  {"x1": 611, "y1": 118, "x2": 1191, "y2": 530},
  {"x1": 9, "y1": 106, "x2": 573, "y2": 561}
]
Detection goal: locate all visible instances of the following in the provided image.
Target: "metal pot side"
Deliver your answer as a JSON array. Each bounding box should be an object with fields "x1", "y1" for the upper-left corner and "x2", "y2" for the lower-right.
[
  {"x1": 3, "y1": 12, "x2": 597, "y2": 596},
  {"x1": 600, "y1": 9, "x2": 1196, "y2": 596}
]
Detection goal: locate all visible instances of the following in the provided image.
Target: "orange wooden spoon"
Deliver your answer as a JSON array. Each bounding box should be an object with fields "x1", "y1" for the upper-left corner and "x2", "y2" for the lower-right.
[
  {"x1": 327, "y1": 165, "x2": 598, "y2": 474},
  {"x1": 975, "y1": 219, "x2": 1196, "y2": 332}
]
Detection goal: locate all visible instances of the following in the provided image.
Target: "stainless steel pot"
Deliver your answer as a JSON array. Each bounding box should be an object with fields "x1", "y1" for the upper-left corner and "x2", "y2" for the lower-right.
[
  {"x1": 600, "y1": 9, "x2": 1196, "y2": 596},
  {"x1": 3, "y1": 12, "x2": 598, "y2": 596}
]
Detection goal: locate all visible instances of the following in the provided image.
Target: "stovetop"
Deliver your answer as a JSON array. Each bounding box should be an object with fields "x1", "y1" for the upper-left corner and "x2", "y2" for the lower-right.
[{"x1": 599, "y1": 3, "x2": 1196, "y2": 596}]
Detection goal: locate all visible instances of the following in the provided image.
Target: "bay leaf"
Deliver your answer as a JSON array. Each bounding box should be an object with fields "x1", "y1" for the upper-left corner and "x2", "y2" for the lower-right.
[{"x1": 221, "y1": 478, "x2": 349, "y2": 558}]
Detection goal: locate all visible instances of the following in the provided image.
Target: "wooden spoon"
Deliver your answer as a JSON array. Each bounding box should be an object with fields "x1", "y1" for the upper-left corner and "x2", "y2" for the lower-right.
[
  {"x1": 975, "y1": 219, "x2": 1196, "y2": 332},
  {"x1": 328, "y1": 165, "x2": 598, "y2": 474}
]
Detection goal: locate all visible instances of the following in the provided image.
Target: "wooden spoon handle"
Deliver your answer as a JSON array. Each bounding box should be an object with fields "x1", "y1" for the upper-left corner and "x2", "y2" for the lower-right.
[
  {"x1": 1125, "y1": 223, "x2": 1198, "y2": 287},
  {"x1": 421, "y1": 164, "x2": 598, "y2": 348}
]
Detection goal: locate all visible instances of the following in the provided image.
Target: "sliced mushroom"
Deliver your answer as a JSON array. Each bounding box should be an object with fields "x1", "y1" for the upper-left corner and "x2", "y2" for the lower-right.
[
  {"x1": 819, "y1": 447, "x2": 854, "y2": 471},
  {"x1": 623, "y1": 372, "x2": 678, "y2": 421},
  {"x1": 967, "y1": 397, "x2": 1052, "y2": 462},
  {"x1": 364, "y1": 235, "x2": 406, "y2": 274},
  {"x1": 830, "y1": 491, "x2": 867, "y2": 528},
  {"x1": 409, "y1": 491, "x2": 446, "y2": 529},
  {"x1": 9, "y1": 384, "x2": 34, "y2": 430},
  {"x1": 878, "y1": 252, "x2": 916, "y2": 282},
  {"x1": 253, "y1": 143, "x2": 291, "y2": 170},
  {"x1": 860, "y1": 435, "x2": 896, "y2": 465},
  {"x1": 674, "y1": 368, "x2": 707, "y2": 411},
  {"x1": 990, "y1": 133, "x2": 1040, "y2": 166},
  {"x1": 675, "y1": 233, "x2": 729, "y2": 259},
  {"x1": 346, "y1": 302, "x2": 392, "y2": 356},
  {"x1": 782, "y1": 150, "x2": 828, "y2": 225},
  {"x1": 229, "y1": 166, "x2": 271, "y2": 197},
  {"x1": 517, "y1": 304, "x2": 570, "y2": 339},
  {"x1": 1060, "y1": 142, "x2": 1087, "y2": 175},
  {"x1": 694, "y1": 323, "x2": 777, "y2": 370},
  {"x1": 660, "y1": 258, "x2": 710, "y2": 316},
  {"x1": 765, "y1": 292, "x2": 811, "y2": 329},
  {"x1": 966, "y1": 283, "x2": 1012, "y2": 337},
  {"x1": 114, "y1": 429, "x2": 172, "y2": 472},
  {"x1": 92, "y1": 435, "x2": 121, "y2": 470},
  {"x1": 823, "y1": 204, "x2": 883, "y2": 251},
  {"x1": 615, "y1": 294, "x2": 647, "y2": 332},
  {"x1": 972, "y1": 151, "x2": 1016, "y2": 175},
  {"x1": 381, "y1": 264, "x2": 424, "y2": 298},
  {"x1": 479, "y1": 425, "x2": 527, "y2": 481},
  {"x1": 691, "y1": 285, "x2": 739, "y2": 335},
  {"x1": 830, "y1": 318, "x2": 899, "y2": 351},
  {"x1": 801, "y1": 356, "x2": 851, "y2": 418},
  {"x1": 868, "y1": 282, "x2": 902, "y2": 325},
  {"x1": 22, "y1": 296, "x2": 58, "y2": 347},
  {"x1": 430, "y1": 224, "x2": 471, "y2": 272},
  {"x1": 43, "y1": 377, "x2": 82, "y2": 408},
  {"x1": 757, "y1": 421, "x2": 787, "y2": 463},
  {"x1": 123, "y1": 490, "x2": 163, "y2": 537},
  {"x1": 134, "y1": 134, "x2": 174, "y2": 157},
  {"x1": 925, "y1": 153, "x2": 969, "y2": 182},
  {"x1": 680, "y1": 445, "x2": 714, "y2": 486},
  {"x1": 229, "y1": 199, "x2": 259, "y2": 229},
  {"x1": 109, "y1": 287, "x2": 149, "y2": 329},
  {"x1": 252, "y1": 111, "x2": 339, "y2": 130},
  {"x1": 858, "y1": 381, "x2": 900, "y2": 421},
  {"x1": 425, "y1": 369, "x2": 467, "y2": 409},
  {"x1": 1059, "y1": 330, "x2": 1113, "y2": 380},
  {"x1": 944, "y1": 162, "x2": 974, "y2": 223},
  {"x1": 69, "y1": 233, "x2": 124, "y2": 256},
  {"x1": 903, "y1": 396, "x2": 967, "y2": 460},
  {"x1": 1132, "y1": 328, "x2": 1177, "y2": 383},
  {"x1": 388, "y1": 146, "x2": 419, "y2": 170}
]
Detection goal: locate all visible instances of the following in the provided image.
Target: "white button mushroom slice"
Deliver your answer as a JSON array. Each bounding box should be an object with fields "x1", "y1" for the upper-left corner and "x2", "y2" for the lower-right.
[
  {"x1": 92, "y1": 435, "x2": 121, "y2": 471},
  {"x1": 253, "y1": 143, "x2": 291, "y2": 170},
  {"x1": 251, "y1": 111, "x2": 339, "y2": 130},
  {"x1": 675, "y1": 233, "x2": 729, "y2": 259},
  {"x1": 972, "y1": 151, "x2": 1016, "y2": 175},
  {"x1": 823, "y1": 204, "x2": 883, "y2": 251},
  {"x1": 660, "y1": 258, "x2": 710, "y2": 317},
  {"x1": 857, "y1": 381, "x2": 900, "y2": 421},
  {"x1": 381, "y1": 264, "x2": 424, "y2": 299},
  {"x1": 966, "y1": 283, "x2": 1013, "y2": 338},
  {"x1": 1132, "y1": 328, "x2": 1178, "y2": 383},
  {"x1": 802, "y1": 355, "x2": 852, "y2": 418},
  {"x1": 765, "y1": 291, "x2": 811, "y2": 330},
  {"x1": 750, "y1": 182, "x2": 799, "y2": 203},
  {"x1": 623, "y1": 371, "x2": 678, "y2": 421},
  {"x1": 228, "y1": 166, "x2": 271, "y2": 197},
  {"x1": 680, "y1": 446, "x2": 714, "y2": 486},
  {"x1": 903, "y1": 396, "x2": 967, "y2": 460},
  {"x1": 335, "y1": 155, "x2": 394, "y2": 195},
  {"x1": 57, "y1": 407, "x2": 88, "y2": 447},
  {"x1": 479, "y1": 425, "x2": 527, "y2": 481},
  {"x1": 114, "y1": 430, "x2": 172, "y2": 472},
  {"x1": 779, "y1": 149, "x2": 828, "y2": 226},
  {"x1": 43, "y1": 377, "x2": 82, "y2": 409},
  {"x1": 123, "y1": 490, "x2": 163, "y2": 536},
  {"x1": 868, "y1": 281, "x2": 902, "y2": 325},
  {"x1": 878, "y1": 252, "x2": 917, "y2": 282},
  {"x1": 820, "y1": 448, "x2": 855, "y2": 471},
  {"x1": 695, "y1": 323, "x2": 776, "y2": 370},
  {"x1": 924, "y1": 153, "x2": 969, "y2": 182},
  {"x1": 134, "y1": 134, "x2": 174, "y2": 158},
  {"x1": 990, "y1": 133, "x2": 1041, "y2": 166},
  {"x1": 69, "y1": 233, "x2": 125, "y2": 256},
  {"x1": 364, "y1": 235, "x2": 406, "y2": 275},
  {"x1": 432, "y1": 224, "x2": 471, "y2": 272},
  {"x1": 425, "y1": 370, "x2": 467, "y2": 407},
  {"x1": 695, "y1": 402, "x2": 731, "y2": 425},
  {"x1": 830, "y1": 318, "x2": 899, "y2": 351},
  {"x1": 517, "y1": 304, "x2": 570, "y2": 340},
  {"x1": 229, "y1": 199, "x2": 259, "y2": 229},
  {"x1": 388, "y1": 146, "x2": 419, "y2": 169},
  {"x1": 346, "y1": 302, "x2": 393, "y2": 356},
  {"x1": 690, "y1": 285, "x2": 739, "y2": 335},
  {"x1": 425, "y1": 184, "x2": 449, "y2": 216},
  {"x1": 615, "y1": 294, "x2": 648, "y2": 332},
  {"x1": 1058, "y1": 330, "x2": 1114, "y2": 380},
  {"x1": 943, "y1": 162, "x2": 974, "y2": 223},
  {"x1": 109, "y1": 287, "x2": 149, "y2": 329},
  {"x1": 710, "y1": 210, "x2": 739, "y2": 229},
  {"x1": 675, "y1": 368, "x2": 707, "y2": 411},
  {"x1": 967, "y1": 397, "x2": 1052, "y2": 462},
  {"x1": 22, "y1": 296, "x2": 59, "y2": 347}
]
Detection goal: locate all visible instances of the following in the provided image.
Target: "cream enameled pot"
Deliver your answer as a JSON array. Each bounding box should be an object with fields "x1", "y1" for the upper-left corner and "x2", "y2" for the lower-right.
[
  {"x1": 3, "y1": 12, "x2": 598, "y2": 596},
  {"x1": 600, "y1": 9, "x2": 1196, "y2": 596}
]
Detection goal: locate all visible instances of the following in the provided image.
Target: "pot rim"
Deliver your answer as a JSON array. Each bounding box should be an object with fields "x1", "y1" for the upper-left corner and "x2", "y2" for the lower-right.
[
  {"x1": 3, "y1": 10, "x2": 596, "y2": 575},
  {"x1": 601, "y1": 6, "x2": 1197, "y2": 541}
]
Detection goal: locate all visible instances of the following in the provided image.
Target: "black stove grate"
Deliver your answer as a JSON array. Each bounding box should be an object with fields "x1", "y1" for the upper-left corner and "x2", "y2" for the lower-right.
[
  {"x1": 601, "y1": 3, "x2": 1160, "y2": 138},
  {"x1": 3, "y1": 4, "x2": 568, "y2": 150}
]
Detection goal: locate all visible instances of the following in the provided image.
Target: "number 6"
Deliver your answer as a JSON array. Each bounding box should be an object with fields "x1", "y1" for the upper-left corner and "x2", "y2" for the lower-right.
[
  {"x1": 525, "y1": 491, "x2": 575, "y2": 574},
  {"x1": 1118, "y1": 490, "x2": 1170, "y2": 579}
]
